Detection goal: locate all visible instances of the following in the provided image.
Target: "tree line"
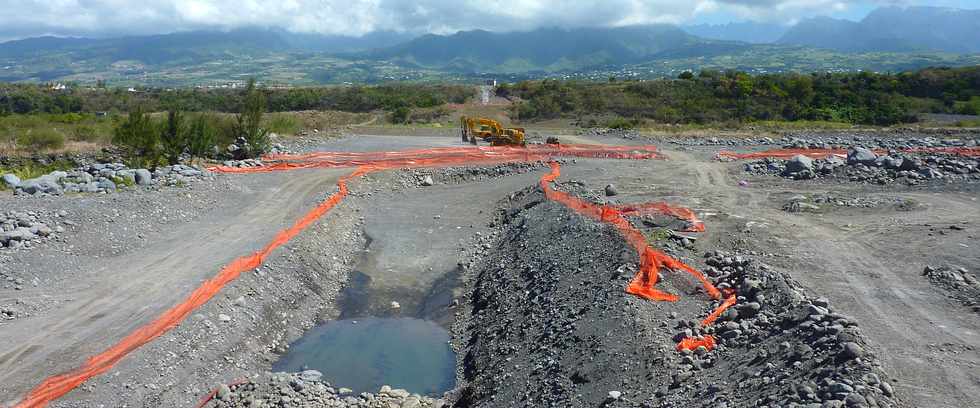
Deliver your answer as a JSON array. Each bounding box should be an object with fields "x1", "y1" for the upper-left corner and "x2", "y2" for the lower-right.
[
  {"x1": 0, "y1": 83, "x2": 475, "y2": 116},
  {"x1": 498, "y1": 66, "x2": 980, "y2": 126}
]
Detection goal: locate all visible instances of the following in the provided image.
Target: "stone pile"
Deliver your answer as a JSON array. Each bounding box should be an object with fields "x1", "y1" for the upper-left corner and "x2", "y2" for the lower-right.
[
  {"x1": 0, "y1": 210, "x2": 67, "y2": 250},
  {"x1": 2, "y1": 163, "x2": 210, "y2": 196},
  {"x1": 745, "y1": 148, "x2": 980, "y2": 184},
  {"x1": 202, "y1": 371, "x2": 444, "y2": 408}
]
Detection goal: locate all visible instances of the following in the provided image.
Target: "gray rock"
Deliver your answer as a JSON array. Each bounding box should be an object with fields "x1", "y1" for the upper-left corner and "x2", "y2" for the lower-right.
[
  {"x1": 134, "y1": 169, "x2": 153, "y2": 185},
  {"x1": 2, "y1": 174, "x2": 20, "y2": 188},
  {"x1": 785, "y1": 155, "x2": 815, "y2": 174},
  {"x1": 299, "y1": 370, "x2": 323, "y2": 382},
  {"x1": 97, "y1": 179, "x2": 116, "y2": 193},
  {"x1": 847, "y1": 147, "x2": 877, "y2": 165},
  {"x1": 607, "y1": 390, "x2": 622, "y2": 400},
  {"x1": 420, "y1": 175, "x2": 435, "y2": 186},
  {"x1": 604, "y1": 184, "x2": 619, "y2": 196},
  {"x1": 216, "y1": 384, "x2": 231, "y2": 400},
  {"x1": 840, "y1": 342, "x2": 864, "y2": 360},
  {"x1": 17, "y1": 177, "x2": 63, "y2": 195}
]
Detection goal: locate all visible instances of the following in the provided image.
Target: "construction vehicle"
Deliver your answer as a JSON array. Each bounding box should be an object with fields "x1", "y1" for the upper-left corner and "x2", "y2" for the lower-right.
[{"x1": 460, "y1": 116, "x2": 526, "y2": 146}]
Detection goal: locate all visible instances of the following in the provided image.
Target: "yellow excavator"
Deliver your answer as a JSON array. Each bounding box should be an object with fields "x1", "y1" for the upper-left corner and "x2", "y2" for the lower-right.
[{"x1": 460, "y1": 116, "x2": 526, "y2": 146}]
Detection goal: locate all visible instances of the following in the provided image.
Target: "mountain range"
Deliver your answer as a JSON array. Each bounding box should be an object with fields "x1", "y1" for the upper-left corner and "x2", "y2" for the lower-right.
[{"x1": 0, "y1": 6, "x2": 977, "y2": 85}]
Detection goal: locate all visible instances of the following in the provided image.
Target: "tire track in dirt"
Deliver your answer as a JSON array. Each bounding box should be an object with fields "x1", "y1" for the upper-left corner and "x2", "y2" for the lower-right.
[{"x1": 663, "y1": 148, "x2": 980, "y2": 408}]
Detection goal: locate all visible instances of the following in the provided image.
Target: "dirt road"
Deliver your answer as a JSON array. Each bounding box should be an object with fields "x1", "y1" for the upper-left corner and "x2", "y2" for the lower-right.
[
  {"x1": 0, "y1": 168, "x2": 349, "y2": 405},
  {"x1": 1, "y1": 133, "x2": 977, "y2": 407},
  {"x1": 658, "y1": 147, "x2": 980, "y2": 408}
]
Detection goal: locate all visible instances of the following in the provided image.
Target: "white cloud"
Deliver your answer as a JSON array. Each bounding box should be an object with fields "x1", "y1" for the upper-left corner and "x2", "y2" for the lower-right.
[{"x1": 0, "y1": 0, "x2": 953, "y2": 40}]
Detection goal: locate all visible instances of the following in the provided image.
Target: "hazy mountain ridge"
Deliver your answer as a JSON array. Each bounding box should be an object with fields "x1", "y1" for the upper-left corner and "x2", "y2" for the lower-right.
[{"x1": 778, "y1": 6, "x2": 980, "y2": 53}]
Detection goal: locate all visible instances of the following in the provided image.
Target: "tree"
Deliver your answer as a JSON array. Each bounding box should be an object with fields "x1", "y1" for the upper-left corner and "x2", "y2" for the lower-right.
[
  {"x1": 678, "y1": 71, "x2": 694, "y2": 80},
  {"x1": 112, "y1": 106, "x2": 160, "y2": 167},
  {"x1": 160, "y1": 109, "x2": 187, "y2": 164},
  {"x1": 188, "y1": 114, "x2": 218, "y2": 159},
  {"x1": 233, "y1": 78, "x2": 270, "y2": 158}
]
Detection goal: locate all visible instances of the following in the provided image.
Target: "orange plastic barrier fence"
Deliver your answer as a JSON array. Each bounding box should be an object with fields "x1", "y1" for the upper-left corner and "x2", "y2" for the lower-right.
[
  {"x1": 717, "y1": 146, "x2": 980, "y2": 161},
  {"x1": 676, "y1": 336, "x2": 717, "y2": 352},
  {"x1": 538, "y1": 162, "x2": 721, "y2": 302},
  {"x1": 15, "y1": 168, "x2": 373, "y2": 408},
  {"x1": 209, "y1": 143, "x2": 663, "y2": 174},
  {"x1": 676, "y1": 293, "x2": 738, "y2": 352},
  {"x1": 614, "y1": 202, "x2": 705, "y2": 233},
  {"x1": 18, "y1": 144, "x2": 703, "y2": 407},
  {"x1": 701, "y1": 294, "x2": 738, "y2": 326}
]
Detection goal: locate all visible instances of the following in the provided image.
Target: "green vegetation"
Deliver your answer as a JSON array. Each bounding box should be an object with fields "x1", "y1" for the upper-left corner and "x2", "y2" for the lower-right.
[
  {"x1": 232, "y1": 79, "x2": 271, "y2": 157},
  {"x1": 1, "y1": 83, "x2": 474, "y2": 115},
  {"x1": 113, "y1": 106, "x2": 162, "y2": 168},
  {"x1": 502, "y1": 66, "x2": 980, "y2": 126},
  {"x1": 0, "y1": 159, "x2": 75, "y2": 190},
  {"x1": 1, "y1": 112, "x2": 115, "y2": 153},
  {"x1": 16, "y1": 128, "x2": 66, "y2": 151}
]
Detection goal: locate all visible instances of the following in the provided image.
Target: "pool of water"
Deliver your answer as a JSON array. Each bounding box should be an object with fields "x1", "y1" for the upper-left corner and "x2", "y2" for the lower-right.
[{"x1": 272, "y1": 317, "x2": 456, "y2": 395}]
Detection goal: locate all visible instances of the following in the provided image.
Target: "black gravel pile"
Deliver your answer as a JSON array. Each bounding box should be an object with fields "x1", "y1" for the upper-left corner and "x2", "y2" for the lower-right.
[{"x1": 452, "y1": 188, "x2": 899, "y2": 408}]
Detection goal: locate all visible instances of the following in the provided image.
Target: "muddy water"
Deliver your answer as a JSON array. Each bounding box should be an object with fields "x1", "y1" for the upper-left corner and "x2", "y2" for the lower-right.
[
  {"x1": 272, "y1": 318, "x2": 455, "y2": 395},
  {"x1": 274, "y1": 231, "x2": 462, "y2": 395}
]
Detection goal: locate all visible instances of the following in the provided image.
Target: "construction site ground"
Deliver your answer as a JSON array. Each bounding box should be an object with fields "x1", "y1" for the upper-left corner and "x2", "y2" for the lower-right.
[{"x1": 0, "y1": 130, "x2": 977, "y2": 408}]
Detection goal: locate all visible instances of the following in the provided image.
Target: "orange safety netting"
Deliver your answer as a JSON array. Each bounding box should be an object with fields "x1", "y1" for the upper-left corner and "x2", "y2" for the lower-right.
[
  {"x1": 676, "y1": 336, "x2": 717, "y2": 352},
  {"x1": 614, "y1": 202, "x2": 705, "y2": 233},
  {"x1": 717, "y1": 146, "x2": 980, "y2": 161},
  {"x1": 676, "y1": 293, "x2": 738, "y2": 352},
  {"x1": 209, "y1": 143, "x2": 662, "y2": 174},
  {"x1": 18, "y1": 144, "x2": 711, "y2": 407},
  {"x1": 538, "y1": 162, "x2": 721, "y2": 302},
  {"x1": 15, "y1": 167, "x2": 373, "y2": 408}
]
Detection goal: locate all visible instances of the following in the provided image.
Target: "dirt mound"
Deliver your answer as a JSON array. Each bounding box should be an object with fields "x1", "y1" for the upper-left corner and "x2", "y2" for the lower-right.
[
  {"x1": 451, "y1": 188, "x2": 898, "y2": 407},
  {"x1": 199, "y1": 372, "x2": 443, "y2": 408}
]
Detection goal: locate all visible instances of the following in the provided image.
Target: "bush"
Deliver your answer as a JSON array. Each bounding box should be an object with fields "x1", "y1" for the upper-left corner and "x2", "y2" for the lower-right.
[
  {"x1": 265, "y1": 114, "x2": 301, "y2": 135},
  {"x1": 160, "y1": 109, "x2": 187, "y2": 165},
  {"x1": 17, "y1": 128, "x2": 66, "y2": 151},
  {"x1": 232, "y1": 78, "x2": 270, "y2": 158},
  {"x1": 113, "y1": 106, "x2": 161, "y2": 167},
  {"x1": 390, "y1": 106, "x2": 411, "y2": 124},
  {"x1": 188, "y1": 114, "x2": 218, "y2": 158},
  {"x1": 71, "y1": 125, "x2": 99, "y2": 142}
]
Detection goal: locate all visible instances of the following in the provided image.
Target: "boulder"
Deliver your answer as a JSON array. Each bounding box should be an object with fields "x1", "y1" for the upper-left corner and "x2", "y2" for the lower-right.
[
  {"x1": 784, "y1": 155, "x2": 814, "y2": 174},
  {"x1": 847, "y1": 147, "x2": 877, "y2": 165},
  {"x1": 604, "y1": 184, "x2": 619, "y2": 196},
  {"x1": 2, "y1": 173, "x2": 20, "y2": 188},
  {"x1": 134, "y1": 169, "x2": 153, "y2": 185},
  {"x1": 17, "y1": 177, "x2": 63, "y2": 195}
]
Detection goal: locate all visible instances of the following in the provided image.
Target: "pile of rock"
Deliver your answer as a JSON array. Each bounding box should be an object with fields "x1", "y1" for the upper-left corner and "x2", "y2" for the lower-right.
[
  {"x1": 744, "y1": 147, "x2": 980, "y2": 184},
  {"x1": 202, "y1": 371, "x2": 444, "y2": 408},
  {"x1": 454, "y1": 188, "x2": 899, "y2": 407},
  {"x1": 2, "y1": 163, "x2": 210, "y2": 196},
  {"x1": 922, "y1": 265, "x2": 980, "y2": 314},
  {"x1": 221, "y1": 159, "x2": 265, "y2": 168},
  {"x1": 0, "y1": 210, "x2": 67, "y2": 250},
  {"x1": 686, "y1": 250, "x2": 899, "y2": 407}
]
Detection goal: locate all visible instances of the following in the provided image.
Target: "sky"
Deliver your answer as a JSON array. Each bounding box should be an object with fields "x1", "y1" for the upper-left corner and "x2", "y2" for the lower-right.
[{"x1": 0, "y1": 0, "x2": 976, "y2": 41}]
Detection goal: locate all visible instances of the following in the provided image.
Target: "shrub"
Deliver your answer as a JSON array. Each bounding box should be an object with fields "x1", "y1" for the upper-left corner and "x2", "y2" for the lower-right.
[
  {"x1": 71, "y1": 125, "x2": 99, "y2": 142},
  {"x1": 17, "y1": 128, "x2": 66, "y2": 151},
  {"x1": 188, "y1": 114, "x2": 218, "y2": 158},
  {"x1": 232, "y1": 78, "x2": 270, "y2": 158},
  {"x1": 160, "y1": 109, "x2": 187, "y2": 165},
  {"x1": 113, "y1": 106, "x2": 161, "y2": 167},
  {"x1": 265, "y1": 114, "x2": 302, "y2": 135},
  {"x1": 390, "y1": 106, "x2": 411, "y2": 124}
]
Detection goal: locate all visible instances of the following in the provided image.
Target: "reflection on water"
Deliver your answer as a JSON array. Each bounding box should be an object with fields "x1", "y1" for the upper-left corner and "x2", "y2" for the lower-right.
[{"x1": 272, "y1": 317, "x2": 455, "y2": 395}]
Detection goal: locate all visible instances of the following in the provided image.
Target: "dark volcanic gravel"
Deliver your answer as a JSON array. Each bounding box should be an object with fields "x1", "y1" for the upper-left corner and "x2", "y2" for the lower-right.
[{"x1": 451, "y1": 187, "x2": 899, "y2": 408}]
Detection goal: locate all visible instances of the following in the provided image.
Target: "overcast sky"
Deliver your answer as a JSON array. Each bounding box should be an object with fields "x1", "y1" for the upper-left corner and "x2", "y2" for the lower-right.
[{"x1": 0, "y1": 0, "x2": 976, "y2": 41}]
